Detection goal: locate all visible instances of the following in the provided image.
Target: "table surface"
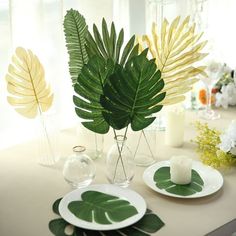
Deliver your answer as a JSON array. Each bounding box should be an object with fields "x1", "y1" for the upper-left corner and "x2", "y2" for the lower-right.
[{"x1": 0, "y1": 108, "x2": 235, "y2": 236}]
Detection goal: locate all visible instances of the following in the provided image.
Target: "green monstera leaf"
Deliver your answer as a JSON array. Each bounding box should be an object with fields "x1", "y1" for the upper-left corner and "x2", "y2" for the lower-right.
[
  {"x1": 86, "y1": 18, "x2": 139, "y2": 66},
  {"x1": 64, "y1": 9, "x2": 88, "y2": 85},
  {"x1": 101, "y1": 50, "x2": 166, "y2": 131},
  {"x1": 73, "y1": 56, "x2": 114, "y2": 134},
  {"x1": 49, "y1": 198, "x2": 165, "y2": 236},
  {"x1": 68, "y1": 191, "x2": 138, "y2": 224},
  {"x1": 154, "y1": 167, "x2": 204, "y2": 196}
]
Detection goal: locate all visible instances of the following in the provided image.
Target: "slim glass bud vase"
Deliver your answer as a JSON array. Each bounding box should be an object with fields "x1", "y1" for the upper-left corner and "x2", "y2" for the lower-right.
[
  {"x1": 106, "y1": 135, "x2": 135, "y2": 187},
  {"x1": 37, "y1": 112, "x2": 60, "y2": 166},
  {"x1": 133, "y1": 129, "x2": 157, "y2": 166},
  {"x1": 77, "y1": 124, "x2": 104, "y2": 160}
]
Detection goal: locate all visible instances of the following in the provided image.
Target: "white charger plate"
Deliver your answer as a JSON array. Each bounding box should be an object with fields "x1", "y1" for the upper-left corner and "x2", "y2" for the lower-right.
[
  {"x1": 143, "y1": 160, "x2": 224, "y2": 199},
  {"x1": 59, "y1": 184, "x2": 146, "y2": 231}
]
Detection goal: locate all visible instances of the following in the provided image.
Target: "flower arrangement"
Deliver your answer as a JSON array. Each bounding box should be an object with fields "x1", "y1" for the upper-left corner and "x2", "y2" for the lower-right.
[
  {"x1": 214, "y1": 64, "x2": 236, "y2": 108},
  {"x1": 198, "y1": 63, "x2": 236, "y2": 108},
  {"x1": 194, "y1": 121, "x2": 236, "y2": 168}
]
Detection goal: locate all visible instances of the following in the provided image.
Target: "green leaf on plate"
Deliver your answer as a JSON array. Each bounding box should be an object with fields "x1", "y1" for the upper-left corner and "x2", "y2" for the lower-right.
[
  {"x1": 68, "y1": 191, "x2": 138, "y2": 224},
  {"x1": 154, "y1": 167, "x2": 204, "y2": 196},
  {"x1": 49, "y1": 198, "x2": 165, "y2": 236},
  {"x1": 52, "y1": 198, "x2": 62, "y2": 216}
]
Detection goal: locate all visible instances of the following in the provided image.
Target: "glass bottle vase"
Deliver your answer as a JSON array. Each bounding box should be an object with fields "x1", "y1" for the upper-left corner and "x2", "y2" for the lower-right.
[
  {"x1": 63, "y1": 146, "x2": 96, "y2": 188},
  {"x1": 106, "y1": 135, "x2": 135, "y2": 187},
  {"x1": 37, "y1": 112, "x2": 60, "y2": 166}
]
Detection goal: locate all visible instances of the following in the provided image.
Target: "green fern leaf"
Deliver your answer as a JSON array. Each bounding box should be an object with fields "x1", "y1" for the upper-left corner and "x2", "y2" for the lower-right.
[{"x1": 64, "y1": 9, "x2": 88, "y2": 85}]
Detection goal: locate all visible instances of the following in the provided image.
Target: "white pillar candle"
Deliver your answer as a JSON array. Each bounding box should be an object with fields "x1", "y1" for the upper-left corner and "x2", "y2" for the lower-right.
[
  {"x1": 165, "y1": 109, "x2": 185, "y2": 147},
  {"x1": 170, "y1": 155, "x2": 192, "y2": 185}
]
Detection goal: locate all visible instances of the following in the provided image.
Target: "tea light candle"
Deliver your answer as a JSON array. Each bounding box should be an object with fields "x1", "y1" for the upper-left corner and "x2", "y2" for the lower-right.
[
  {"x1": 165, "y1": 108, "x2": 185, "y2": 147},
  {"x1": 170, "y1": 155, "x2": 192, "y2": 185}
]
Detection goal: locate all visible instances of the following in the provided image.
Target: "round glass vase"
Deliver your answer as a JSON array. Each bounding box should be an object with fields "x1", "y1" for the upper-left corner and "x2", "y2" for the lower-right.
[
  {"x1": 63, "y1": 146, "x2": 96, "y2": 188},
  {"x1": 106, "y1": 135, "x2": 135, "y2": 187}
]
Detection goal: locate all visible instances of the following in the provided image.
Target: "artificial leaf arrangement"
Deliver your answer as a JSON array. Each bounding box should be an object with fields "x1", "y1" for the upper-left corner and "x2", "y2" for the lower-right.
[
  {"x1": 49, "y1": 198, "x2": 165, "y2": 236},
  {"x1": 64, "y1": 9, "x2": 165, "y2": 135},
  {"x1": 138, "y1": 16, "x2": 208, "y2": 105},
  {"x1": 194, "y1": 121, "x2": 236, "y2": 168},
  {"x1": 64, "y1": 9, "x2": 165, "y2": 134},
  {"x1": 68, "y1": 191, "x2": 138, "y2": 224},
  {"x1": 64, "y1": 9, "x2": 166, "y2": 182},
  {"x1": 5, "y1": 47, "x2": 55, "y2": 165},
  {"x1": 154, "y1": 167, "x2": 204, "y2": 196}
]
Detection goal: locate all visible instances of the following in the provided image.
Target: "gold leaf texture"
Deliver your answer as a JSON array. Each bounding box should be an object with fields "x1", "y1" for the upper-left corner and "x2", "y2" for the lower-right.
[
  {"x1": 138, "y1": 16, "x2": 208, "y2": 105},
  {"x1": 5, "y1": 47, "x2": 53, "y2": 118}
]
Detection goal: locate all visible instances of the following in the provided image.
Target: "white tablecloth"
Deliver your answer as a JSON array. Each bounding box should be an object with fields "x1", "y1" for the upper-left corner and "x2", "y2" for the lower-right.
[{"x1": 0, "y1": 108, "x2": 235, "y2": 236}]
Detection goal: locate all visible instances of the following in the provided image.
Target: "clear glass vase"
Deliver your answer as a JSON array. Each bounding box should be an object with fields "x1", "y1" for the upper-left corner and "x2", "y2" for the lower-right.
[
  {"x1": 37, "y1": 112, "x2": 60, "y2": 166},
  {"x1": 106, "y1": 135, "x2": 135, "y2": 187},
  {"x1": 63, "y1": 146, "x2": 96, "y2": 188}
]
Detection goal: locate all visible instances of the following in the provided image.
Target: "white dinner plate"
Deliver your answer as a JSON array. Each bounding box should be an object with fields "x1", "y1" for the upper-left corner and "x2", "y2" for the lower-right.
[
  {"x1": 59, "y1": 184, "x2": 146, "y2": 231},
  {"x1": 143, "y1": 160, "x2": 224, "y2": 199}
]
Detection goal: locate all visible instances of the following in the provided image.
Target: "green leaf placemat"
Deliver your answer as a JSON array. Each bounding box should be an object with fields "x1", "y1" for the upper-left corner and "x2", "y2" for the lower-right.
[
  {"x1": 154, "y1": 167, "x2": 204, "y2": 196},
  {"x1": 68, "y1": 191, "x2": 138, "y2": 224},
  {"x1": 49, "y1": 198, "x2": 164, "y2": 236}
]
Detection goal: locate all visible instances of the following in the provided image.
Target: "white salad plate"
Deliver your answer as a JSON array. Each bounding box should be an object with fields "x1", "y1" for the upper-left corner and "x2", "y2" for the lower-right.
[
  {"x1": 143, "y1": 160, "x2": 224, "y2": 199},
  {"x1": 59, "y1": 184, "x2": 146, "y2": 231}
]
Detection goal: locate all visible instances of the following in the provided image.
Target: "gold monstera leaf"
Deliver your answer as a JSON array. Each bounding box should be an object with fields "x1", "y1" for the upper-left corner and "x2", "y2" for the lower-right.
[
  {"x1": 5, "y1": 47, "x2": 53, "y2": 118},
  {"x1": 138, "y1": 16, "x2": 208, "y2": 105}
]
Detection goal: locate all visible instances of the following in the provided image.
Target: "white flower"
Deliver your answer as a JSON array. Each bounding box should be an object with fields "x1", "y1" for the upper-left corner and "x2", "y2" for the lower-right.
[
  {"x1": 215, "y1": 88, "x2": 229, "y2": 109},
  {"x1": 215, "y1": 83, "x2": 236, "y2": 108},
  {"x1": 227, "y1": 120, "x2": 236, "y2": 141},
  {"x1": 226, "y1": 83, "x2": 236, "y2": 106},
  {"x1": 218, "y1": 120, "x2": 236, "y2": 154},
  {"x1": 218, "y1": 134, "x2": 232, "y2": 152}
]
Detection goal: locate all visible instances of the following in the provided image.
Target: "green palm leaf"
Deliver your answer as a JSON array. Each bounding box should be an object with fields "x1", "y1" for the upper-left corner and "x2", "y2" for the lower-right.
[
  {"x1": 101, "y1": 50, "x2": 166, "y2": 131},
  {"x1": 86, "y1": 18, "x2": 138, "y2": 66},
  {"x1": 49, "y1": 198, "x2": 165, "y2": 236},
  {"x1": 64, "y1": 9, "x2": 88, "y2": 85},
  {"x1": 73, "y1": 56, "x2": 114, "y2": 134},
  {"x1": 68, "y1": 191, "x2": 138, "y2": 224},
  {"x1": 154, "y1": 167, "x2": 204, "y2": 196}
]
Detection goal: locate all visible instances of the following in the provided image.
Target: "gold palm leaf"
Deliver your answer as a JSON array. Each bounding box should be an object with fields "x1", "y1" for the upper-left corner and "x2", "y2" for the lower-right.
[
  {"x1": 5, "y1": 47, "x2": 53, "y2": 118},
  {"x1": 138, "y1": 16, "x2": 208, "y2": 105}
]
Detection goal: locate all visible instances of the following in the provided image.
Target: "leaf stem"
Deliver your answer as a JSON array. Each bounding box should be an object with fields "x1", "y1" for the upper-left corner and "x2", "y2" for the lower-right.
[
  {"x1": 133, "y1": 130, "x2": 155, "y2": 161},
  {"x1": 112, "y1": 127, "x2": 128, "y2": 183},
  {"x1": 39, "y1": 109, "x2": 55, "y2": 165}
]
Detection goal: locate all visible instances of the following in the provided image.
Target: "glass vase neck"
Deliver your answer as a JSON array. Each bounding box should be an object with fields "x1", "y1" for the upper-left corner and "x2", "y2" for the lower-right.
[{"x1": 73, "y1": 145, "x2": 86, "y2": 154}]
